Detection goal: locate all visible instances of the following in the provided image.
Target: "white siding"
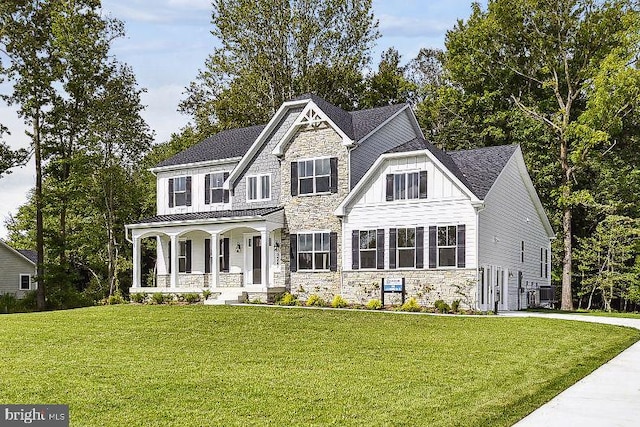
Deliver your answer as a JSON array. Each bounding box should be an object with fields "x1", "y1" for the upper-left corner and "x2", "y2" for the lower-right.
[
  {"x1": 350, "y1": 109, "x2": 420, "y2": 187},
  {"x1": 344, "y1": 155, "x2": 478, "y2": 270},
  {"x1": 478, "y1": 149, "x2": 552, "y2": 310}
]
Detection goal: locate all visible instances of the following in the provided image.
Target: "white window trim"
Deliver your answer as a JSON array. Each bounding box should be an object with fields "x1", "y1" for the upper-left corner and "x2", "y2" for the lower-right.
[
  {"x1": 436, "y1": 225, "x2": 458, "y2": 269},
  {"x1": 388, "y1": 169, "x2": 424, "y2": 202},
  {"x1": 19, "y1": 274, "x2": 31, "y2": 291},
  {"x1": 178, "y1": 240, "x2": 188, "y2": 273},
  {"x1": 297, "y1": 157, "x2": 331, "y2": 196},
  {"x1": 297, "y1": 230, "x2": 330, "y2": 271},
  {"x1": 172, "y1": 176, "x2": 188, "y2": 207},
  {"x1": 396, "y1": 227, "x2": 416, "y2": 269},
  {"x1": 359, "y1": 229, "x2": 378, "y2": 270},
  {"x1": 208, "y1": 172, "x2": 227, "y2": 204},
  {"x1": 246, "y1": 173, "x2": 272, "y2": 202}
]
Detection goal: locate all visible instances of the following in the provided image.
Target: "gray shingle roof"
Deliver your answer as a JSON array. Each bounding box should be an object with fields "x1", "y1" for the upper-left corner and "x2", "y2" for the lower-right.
[
  {"x1": 293, "y1": 93, "x2": 354, "y2": 139},
  {"x1": 156, "y1": 124, "x2": 266, "y2": 168},
  {"x1": 134, "y1": 207, "x2": 283, "y2": 224},
  {"x1": 386, "y1": 138, "x2": 517, "y2": 199},
  {"x1": 17, "y1": 249, "x2": 37, "y2": 264},
  {"x1": 351, "y1": 103, "x2": 408, "y2": 140}
]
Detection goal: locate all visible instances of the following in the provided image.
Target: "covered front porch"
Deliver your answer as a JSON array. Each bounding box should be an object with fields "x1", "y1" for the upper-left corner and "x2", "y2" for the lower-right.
[{"x1": 126, "y1": 208, "x2": 288, "y2": 301}]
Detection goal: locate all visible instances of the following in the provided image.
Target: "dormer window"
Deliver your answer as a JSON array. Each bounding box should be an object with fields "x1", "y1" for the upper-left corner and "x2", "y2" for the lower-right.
[
  {"x1": 291, "y1": 157, "x2": 338, "y2": 196},
  {"x1": 386, "y1": 171, "x2": 427, "y2": 201},
  {"x1": 168, "y1": 176, "x2": 191, "y2": 207}
]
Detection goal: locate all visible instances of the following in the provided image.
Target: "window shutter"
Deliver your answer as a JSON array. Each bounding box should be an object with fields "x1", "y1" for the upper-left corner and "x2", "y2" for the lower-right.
[
  {"x1": 204, "y1": 174, "x2": 211, "y2": 205},
  {"x1": 290, "y1": 234, "x2": 297, "y2": 272},
  {"x1": 376, "y1": 228, "x2": 385, "y2": 269},
  {"x1": 185, "y1": 240, "x2": 192, "y2": 273},
  {"x1": 385, "y1": 174, "x2": 394, "y2": 201},
  {"x1": 457, "y1": 225, "x2": 466, "y2": 268},
  {"x1": 351, "y1": 230, "x2": 359, "y2": 270},
  {"x1": 291, "y1": 162, "x2": 298, "y2": 196},
  {"x1": 330, "y1": 157, "x2": 338, "y2": 193},
  {"x1": 419, "y1": 171, "x2": 428, "y2": 199},
  {"x1": 168, "y1": 244, "x2": 171, "y2": 274},
  {"x1": 330, "y1": 232, "x2": 337, "y2": 272},
  {"x1": 186, "y1": 176, "x2": 192, "y2": 206},
  {"x1": 223, "y1": 172, "x2": 230, "y2": 203},
  {"x1": 416, "y1": 227, "x2": 424, "y2": 268},
  {"x1": 222, "y1": 238, "x2": 230, "y2": 272},
  {"x1": 429, "y1": 226, "x2": 437, "y2": 268},
  {"x1": 204, "y1": 238, "x2": 211, "y2": 273},
  {"x1": 389, "y1": 228, "x2": 397, "y2": 269},
  {"x1": 168, "y1": 178, "x2": 174, "y2": 208}
]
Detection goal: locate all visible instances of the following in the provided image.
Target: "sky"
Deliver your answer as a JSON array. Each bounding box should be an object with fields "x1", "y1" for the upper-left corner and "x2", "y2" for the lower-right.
[{"x1": 0, "y1": 0, "x2": 487, "y2": 239}]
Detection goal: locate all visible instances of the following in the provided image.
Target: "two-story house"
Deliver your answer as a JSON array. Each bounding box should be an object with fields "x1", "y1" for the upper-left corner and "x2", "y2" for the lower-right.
[{"x1": 126, "y1": 94, "x2": 554, "y2": 309}]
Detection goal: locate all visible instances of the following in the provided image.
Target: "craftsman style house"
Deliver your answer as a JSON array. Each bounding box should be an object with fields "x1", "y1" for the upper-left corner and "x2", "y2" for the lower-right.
[{"x1": 126, "y1": 94, "x2": 554, "y2": 310}]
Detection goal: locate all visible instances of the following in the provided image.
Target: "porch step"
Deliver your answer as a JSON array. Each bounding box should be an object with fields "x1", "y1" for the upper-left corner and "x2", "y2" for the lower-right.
[{"x1": 204, "y1": 290, "x2": 247, "y2": 306}]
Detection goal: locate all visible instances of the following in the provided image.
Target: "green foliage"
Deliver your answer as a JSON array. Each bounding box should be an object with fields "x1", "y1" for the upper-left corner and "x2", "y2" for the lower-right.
[
  {"x1": 105, "y1": 291, "x2": 126, "y2": 305},
  {"x1": 451, "y1": 300, "x2": 461, "y2": 313},
  {"x1": 276, "y1": 292, "x2": 298, "y2": 306},
  {"x1": 330, "y1": 295, "x2": 348, "y2": 308},
  {"x1": 399, "y1": 297, "x2": 422, "y2": 312},
  {"x1": 151, "y1": 293, "x2": 167, "y2": 305},
  {"x1": 365, "y1": 299, "x2": 382, "y2": 310},
  {"x1": 0, "y1": 294, "x2": 19, "y2": 314},
  {"x1": 130, "y1": 293, "x2": 146, "y2": 304},
  {"x1": 183, "y1": 293, "x2": 200, "y2": 304},
  {"x1": 306, "y1": 294, "x2": 326, "y2": 307},
  {"x1": 434, "y1": 300, "x2": 451, "y2": 314},
  {"x1": 202, "y1": 290, "x2": 212, "y2": 301}
]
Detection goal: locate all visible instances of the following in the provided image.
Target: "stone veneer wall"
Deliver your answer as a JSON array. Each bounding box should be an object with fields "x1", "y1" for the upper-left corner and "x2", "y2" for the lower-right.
[
  {"x1": 217, "y1": 272, "x2": 243, "y2": 288},
  {"x1": 342, "y1": 269, "x2": 478, "y2": 308},
  {"x1": 280, "y1": 124, "x2": 350, "y2": 297}
]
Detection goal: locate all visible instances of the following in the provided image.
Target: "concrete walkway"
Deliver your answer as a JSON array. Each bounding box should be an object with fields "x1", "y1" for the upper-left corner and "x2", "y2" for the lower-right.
[{"x1": 502, "y1": 311, "x2": 640, "y2": 426}]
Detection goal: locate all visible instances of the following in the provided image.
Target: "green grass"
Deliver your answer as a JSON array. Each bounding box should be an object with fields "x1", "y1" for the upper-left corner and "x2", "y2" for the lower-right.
[
  {"x1": 0, "y1": 306, "x2": 638, "y2": 426},
  {"x1": 527, "y1": 308, "x2": 640, "y2": 319}
]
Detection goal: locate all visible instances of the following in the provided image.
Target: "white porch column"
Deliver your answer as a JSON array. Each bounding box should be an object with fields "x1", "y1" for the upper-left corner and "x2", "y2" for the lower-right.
[
  {"x1": 170, "y1": 234, "x2": 179, "y2": 289},
  {"x1": 261, "y1": 229, "x2": 269, "y2": 289},
  {"x1": 156, "y1": 236, "x2": 169, "y2": 275},
  {"x1": 210, "y1": 233, "x2": 219, "y2": 289},
  {"x1": 132, "y1": 236, "x2": 141, "y2": 288}
]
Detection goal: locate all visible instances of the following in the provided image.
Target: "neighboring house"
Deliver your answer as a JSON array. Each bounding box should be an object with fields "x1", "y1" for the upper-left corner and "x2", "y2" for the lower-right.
[
  {"x1": 0, "y1": 239, "x2": 36, "y2": 298},
  {"x1": 126, "y1": 94, "x2": 554, "y2": 309}
]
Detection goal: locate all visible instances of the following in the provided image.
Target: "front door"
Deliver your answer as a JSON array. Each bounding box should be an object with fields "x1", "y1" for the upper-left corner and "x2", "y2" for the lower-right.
[{"x1": 252, "y1": 236, "x2": 261, "y2": 285}]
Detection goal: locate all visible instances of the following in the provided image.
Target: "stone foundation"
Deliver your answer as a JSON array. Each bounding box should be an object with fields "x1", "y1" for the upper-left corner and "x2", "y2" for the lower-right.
[
  {"x1": 217, "y1": 272, "x2": 243, "y2": 288},
  {"x1": 290, "y1": 271, "x2": 341, "y2": 301}
]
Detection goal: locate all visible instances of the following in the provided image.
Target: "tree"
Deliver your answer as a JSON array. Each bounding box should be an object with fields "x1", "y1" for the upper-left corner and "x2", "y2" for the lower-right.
[
  {"x1": 181, "y1": 0, "x2": 379, "y2": 131},
  {"x1": 360, "y1": 47, "x2": 416, "y2": 108},
  {"x1": 443, "y1": 0, "x2": 640, "y2": 310}
]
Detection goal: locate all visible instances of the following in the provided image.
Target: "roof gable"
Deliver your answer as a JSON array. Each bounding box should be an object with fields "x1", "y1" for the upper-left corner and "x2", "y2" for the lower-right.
[{"x1": 0, "y1": 240, "x2": 37, "y2": 266}]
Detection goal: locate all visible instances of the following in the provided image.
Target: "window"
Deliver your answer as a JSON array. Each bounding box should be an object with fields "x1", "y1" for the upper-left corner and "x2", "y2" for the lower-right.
[
  {"x1": 179, "y1": 241, "x2": 188, "y2": 273},
  {"x1": 19, "y1": 274, "x2": 31, "y2": 290},
  {"x1": 173, "y1": 177, "x2": 187, "y2": 206},
  {"x1": 437, "y1": 225, "x2": 457, "y2": 267},
  {"x1": 247, "y1": 174, "x2": 271, "y2": 201},
  {"x1": 521, "y1": 241, "x2": 525, "y2": 263},
  {"x1": 386, "y1": 171, "x2": 427, "y2": 201},
  {"x1": 299, "y1": 158, "x2": 330, "y2": 194},
  {"x1": 220, "y1": 238, "x2": 229, "y2": 272},
  {"x1": 298, "y1": 232, "x2": 330, "y2": 270},
  {"x1": 207, "y1": 172, "x2": 227, "y2": 204},
  {"x1": 545, "y1": 249, "x2": 549, "y2": 279},
  {"x1": 397, "y1": 228, "x2": 416, "y2": 268},
  {"x1": 540, "y1": 248, "x2": 546, "y2": 278},
  {"x1": 359, "y1": 230, "x2": 377, "y2": 269}
]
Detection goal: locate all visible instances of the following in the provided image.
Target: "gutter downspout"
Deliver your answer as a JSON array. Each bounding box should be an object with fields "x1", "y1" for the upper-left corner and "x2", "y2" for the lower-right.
[{"x1": 473, "y1": 202, "x2": 485, "y2": 311}]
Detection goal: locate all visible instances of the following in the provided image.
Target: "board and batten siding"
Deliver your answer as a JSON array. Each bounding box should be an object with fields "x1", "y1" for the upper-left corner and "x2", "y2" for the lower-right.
[
  {"x1": 350, "y1": 109, "x2": 420, "y2": 188},
  {"x1": 478, "y1": 148, "x2": 552, "y2": 310},
  {"x1": 343, "y1": 154, "x2": 478, "y2": 270},
  {"x1": 0, "y1": 244, "x2": 35, "y2": 297},
  {"x1": 156, "y1": 162, "x2": 238, "y2": 216}
]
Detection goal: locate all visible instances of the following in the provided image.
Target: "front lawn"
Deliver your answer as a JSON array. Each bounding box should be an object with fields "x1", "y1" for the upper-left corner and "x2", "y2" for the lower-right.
[
  {"x1": 0, "y1": 305, "x2": 637, "y2": 426},
  {"x1": 527, "y1": 308, "x2": 640, "y2": 320}
]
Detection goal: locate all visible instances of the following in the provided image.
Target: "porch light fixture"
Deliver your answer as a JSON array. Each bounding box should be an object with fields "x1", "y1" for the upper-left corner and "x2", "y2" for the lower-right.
[{"x1": 236, "y1": 243, "x2": 241, "y2": 253}]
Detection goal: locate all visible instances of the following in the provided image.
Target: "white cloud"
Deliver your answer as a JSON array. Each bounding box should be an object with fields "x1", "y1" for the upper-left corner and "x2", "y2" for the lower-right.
[
  {"x1": 0, "y1": 161, "x2": 34, "y2": 240},
  {"x1": 166, "y1": 0, "x2": 211, "y2": 10},
  {"x1": 140, "y1": 84, "x2": 191, "y2": 144}
]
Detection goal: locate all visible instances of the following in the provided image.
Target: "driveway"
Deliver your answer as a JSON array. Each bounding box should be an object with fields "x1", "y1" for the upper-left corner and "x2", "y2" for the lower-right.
[{"x1": 502, "y1": 311, "x2": 640, "y2": 427}]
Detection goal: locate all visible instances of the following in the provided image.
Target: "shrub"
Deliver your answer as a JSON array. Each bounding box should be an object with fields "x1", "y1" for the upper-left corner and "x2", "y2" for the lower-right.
[
  {"x1": 151, "y1": 293, "x2": 167, "y2": 305},
  {"x1": 400, "y1": 297, "x2": 421, "y2": 312},
  {"x1": 451, "y1": 299, "x2": 461, "y2": 313},
  {"x1": 130, "y1": 293, "x2": 146, "y2": 304},
  {"x1": 434, "y1": 299, "x2": 451, "y2": 314},
  {"x1": 0, "y1": 293, "x2": 19, "y2": 313},
  {"x1": 365, "y1": 299, "x2": 382, "y2": 310},
  {"x1": 306, "y1": 294, "x2": 326, "y2": 307},
  {"x1": 105, "y1": 290, "x2": 126, "y2": 305},
  {"x1": 249, "y1": 298, "x2": 263, "y2": 304},
  {"x1": 276, "y1": 292, "x2": 297, "y2": 306},
  {"x1": 202, "y1": 290, "x2": 212, "y2": 300},
  {"x1": 331, "y1": 295, "x2": 348, "y2": 308},
  {"x1": 17, "y1": 291, "x2": 38, "y2": 312},
  {"x1": 183, "y1": 293, "x2": 200, "y2": 304}
]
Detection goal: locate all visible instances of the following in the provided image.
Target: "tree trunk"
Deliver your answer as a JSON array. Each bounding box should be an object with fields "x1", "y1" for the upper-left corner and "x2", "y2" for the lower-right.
[
  {"x1": 34, "y1": 108, "x2": 46, "y2": 311},
  {"x1": 559, "y1": 134, "x2": 573, "y2": 311}
]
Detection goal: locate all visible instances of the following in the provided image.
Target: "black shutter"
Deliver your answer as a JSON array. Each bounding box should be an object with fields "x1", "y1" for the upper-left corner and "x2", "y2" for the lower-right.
[
  {"x1": 419, "y1": 171, "x2": 428, "y2": 199},
  {"x1": 352, "y1": 230, "x2": 359, "y2": 270},
  {"x1": 389, "y1": 228, "x2": 397, "y2": 269},
  {"x1": 186, "y1": 176, "x2": 192, "y2": 206},
  {"x1": 168, "y1": 178, "x2": 174, "y2": 208},
  {"x1": 429, "y1": 226, "x2": 437, "y2": 268},
  {"x1": 204, "y1": 238, "x2": 211, "y2": 273},
  {"x1": 185, "y1": 240, "x2": 192, "y2": 273},
  {"x1": 457, "y1": 225, "x2": 466, "y2": 268},
  {"x1": 291, "y1": 162, "x2": 298, "y2": 196},
  {"x1": 223, "y1": 172, "x2": 230, "y2": 203},
  {"x1": 385, "y1": 174, "x2": 394, "y2": 201},
  {"x1": 222, "y1": 238, "x2": 230, "y2": 272},
  {"x1": 416, "y1": 227, "x2": 424, "y2": 268},
  {"x1": 290, "y1": 234, "x2": 298, "y2": 272},
  {"x1": 204, "y1": 174, "x2": 211, "y2": 204},
  {"x1": 376, "y1": 229, "x2": 385, "y2": 269},
  {"x1": 330, "y1": 232, "x2": 337, "y2": 272},
  {"x1": 168, "y1": 244, "x2": 171, "y2": 274},
  {"x1": 330, "y1": 157, "x2": 338, "y2": 193}
]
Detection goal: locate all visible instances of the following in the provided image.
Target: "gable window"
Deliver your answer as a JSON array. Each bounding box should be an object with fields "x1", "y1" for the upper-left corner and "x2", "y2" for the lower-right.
[
  {"x1": 247, "y1": 174, "x2": 271, "y2": 201},
  {"x1": 386, "y1": 171, "x2": 427, "y2": 201},
  {"x1": 205, "y1": 172, "x2": 229, "y2": 204},
  {"x1": 291, "y1": 157, "x2": 338, "y2": 196},
  {"x1": 437, "y1": 226, "x2": 458, "y2": 267},
  {"x1": 19, "y1": 274, "x2": 31, "y2": 291},
  {"x1": 168, "y1": 176, "x2": 191, "y2": 207},
  {"x1": 359, "y1": 230, "x2": 377, "y2": 269},
  {"x1": 298, "y1": 232, "x2": 330, "y2": 270},
  {"x1": 397, "y1": 228, "x2": 416, "y2": 268}
]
